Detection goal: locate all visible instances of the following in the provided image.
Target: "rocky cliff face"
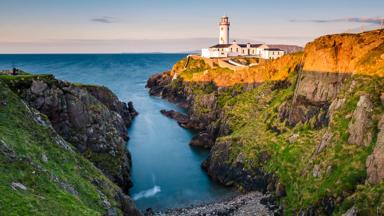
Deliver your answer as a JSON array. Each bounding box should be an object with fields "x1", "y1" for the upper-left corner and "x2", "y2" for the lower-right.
[
  {"x1": 303, "y1": 30, "x2": 384, "y2": 76},
  {"x1": 2, "y1": 74, "x2": 137, "y2": 194},
  {"x1": 148, "y1": 29, "x2": 384, "y2": 215},
  {"x1": 0, "y1": 75, "x2": 141, "y2": 215},
  {"x1": 366, "y1": 115, "x2": 384, "y2": 184}
]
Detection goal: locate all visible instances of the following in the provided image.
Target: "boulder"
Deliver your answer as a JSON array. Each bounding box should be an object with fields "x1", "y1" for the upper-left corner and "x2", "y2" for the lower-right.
[
  {"x1": 288, "y1": 134, "x2": 299, "y2": 144},
  {"x1": 313, "y1": 165, "x2": 321, "y2": 178},
  {"x1": 327, "y1": 98, "x2": 346, "y2": 122},
  {"x1": 315, "y1": 131, "x2": 333, "y2": 155},
  {"x1": 190, "y1": 132, "x2": 215, "y2": 148},
  {"x1": 342, "y1": 206, "x2": 358, "y2": 216},
  {"x1": 30, "y1": 80, "x2": 48, "y2": 96},
  {"x1": 160, "y1": 109, "x2": 203, "y2": 130},
  {"x1": 11, "y1": 182, "x2": 27, "y2": 191}
]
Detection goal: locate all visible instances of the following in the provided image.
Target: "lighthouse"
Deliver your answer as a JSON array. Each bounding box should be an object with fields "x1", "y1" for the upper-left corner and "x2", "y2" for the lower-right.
[{"x1": 219, "y1": 16, "x2": 230, "y2": 44}]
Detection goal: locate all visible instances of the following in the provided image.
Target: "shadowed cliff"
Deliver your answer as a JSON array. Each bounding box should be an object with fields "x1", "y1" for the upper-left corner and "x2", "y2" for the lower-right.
[{"x1": 0, "y1": 71, "x2": 141, "y2": 215}]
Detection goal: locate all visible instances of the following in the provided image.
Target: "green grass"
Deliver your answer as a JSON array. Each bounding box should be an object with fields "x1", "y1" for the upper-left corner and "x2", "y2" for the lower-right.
[
  {"x1": 191, "y1": 71, "x2": 384, "y2": 214},
  {"x1": 168, "y1": 55, "x2": 384, "y2": 214},
  {"x1": 0, "y1": 80, "x2": 123, "y2": 215}
]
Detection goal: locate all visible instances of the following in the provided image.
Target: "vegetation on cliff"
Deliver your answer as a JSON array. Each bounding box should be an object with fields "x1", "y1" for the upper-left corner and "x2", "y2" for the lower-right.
[
  {"x1": 148, "y1": 29, "x2": 384, "y2": 215},
  {"x1": 170, "y1": 52, "x2": 303, "y2": 87},
  {"x1": 0, "y1": 72, "x2": 140, "y2": 215}
]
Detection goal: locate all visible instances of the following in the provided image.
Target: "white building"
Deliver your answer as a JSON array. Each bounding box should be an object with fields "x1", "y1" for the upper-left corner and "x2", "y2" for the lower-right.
[
  {"x1": 261, "y1": 48, "x2": 285, "y2": 59},
  {"x1": 201, "y1": 16, "x2": 285, "y2": 59}
]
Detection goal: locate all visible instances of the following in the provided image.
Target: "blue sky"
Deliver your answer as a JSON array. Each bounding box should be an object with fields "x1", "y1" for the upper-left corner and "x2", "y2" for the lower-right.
[{"x1": 0, "y1": 0, "x2": 383, "y2": 53}]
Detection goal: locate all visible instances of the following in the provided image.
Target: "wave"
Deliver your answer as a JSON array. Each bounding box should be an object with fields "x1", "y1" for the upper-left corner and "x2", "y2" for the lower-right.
[{"x1": 132, "y1": 185, "x2": 161, "y2": 200}]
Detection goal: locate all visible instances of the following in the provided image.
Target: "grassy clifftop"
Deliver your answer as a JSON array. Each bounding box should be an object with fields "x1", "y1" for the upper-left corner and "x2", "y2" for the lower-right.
[
  {"x1": 171, "y1": 29, "x2": 383, "y2": 88},
  {"x1": 0, "y1": 80, "x2": 119, "y2": 215},
  {"x1": 171, "y1": 53, "x2": 303, "y2": 87},
  {"x1": 149, "y1": 29, "x2": 384, "y2": 215},
  {"x1": 214, "y1": 71, "x2": 384, "y2": 215},
  {"x1": 0, "y1": 73, "x2": 140, "y2": 215}
]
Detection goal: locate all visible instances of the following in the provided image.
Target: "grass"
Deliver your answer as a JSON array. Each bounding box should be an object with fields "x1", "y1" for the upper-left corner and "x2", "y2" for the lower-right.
[
  {"x1": 0, "y1": 80, "x2": 123, "y2": 215},
  {"x1": 166, "y1": 52, "x2": 384, "y2": 214},
  {"x1": 188, "y1": 67, "x2": 383, "y2": 214}
]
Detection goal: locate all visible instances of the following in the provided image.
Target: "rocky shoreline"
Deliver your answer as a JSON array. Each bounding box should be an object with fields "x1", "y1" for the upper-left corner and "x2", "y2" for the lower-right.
[
  {"x1": 149, "y1": 192, "x2": 277, "y2": 216},
  {"x1": 146, "y1": 29, "x2": 384, "y2": 215},
  {"x1": 147, "y1": 72, "x2": 283, "y2": 215}
]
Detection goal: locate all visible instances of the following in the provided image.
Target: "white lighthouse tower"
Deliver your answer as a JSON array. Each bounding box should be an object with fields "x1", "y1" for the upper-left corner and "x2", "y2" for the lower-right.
[{"x1": 219, "y1": 16, "x2": 230, "y2": 44}]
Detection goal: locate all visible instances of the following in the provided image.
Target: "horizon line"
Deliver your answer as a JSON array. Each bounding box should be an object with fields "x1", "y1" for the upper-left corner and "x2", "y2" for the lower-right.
[{"x1": 0, "y1": 52, "x2": 195, "y2": 55}]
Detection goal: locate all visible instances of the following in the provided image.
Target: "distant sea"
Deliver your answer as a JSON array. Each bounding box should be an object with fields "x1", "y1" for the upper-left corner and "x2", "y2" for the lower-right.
[{"x1": 0, "y1": 54, "x2": 233, "y2": 210}]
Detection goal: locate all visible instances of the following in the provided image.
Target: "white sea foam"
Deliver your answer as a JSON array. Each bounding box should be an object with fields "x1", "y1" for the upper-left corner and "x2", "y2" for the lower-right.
[{"x1": 132, "y1": 185, "x2": 161, "y2": 200}]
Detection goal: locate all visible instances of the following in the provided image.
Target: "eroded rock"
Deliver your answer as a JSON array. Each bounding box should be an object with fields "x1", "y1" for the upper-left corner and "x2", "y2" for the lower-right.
[
  {"x1": 348, "y1": 95, "x2": 374, "y2": 147},
  {"x1": 30, "y1": 80, "x2": 48, "y2": 96},
  {"x1": 5, "y1": 77, "x2": 136, "y2": 193},
  {"x1": 203, "y1": 139, "x2": 273, "y2": 192},
  {"x1": 327, "y1": 98, "x2": 346, "y2": 122},
  {"x1": 366, "y1": 115, "x2": 384, "y2": 184},
  {"x1": 342, "y1": 206, "x2": 358, "y2": 216},
  {"x1": 315, "y1": 131, "x2": 333, "y2": 155},
  {"x1": 190, "y1": 132, "x2": 215, "y2": 148}
]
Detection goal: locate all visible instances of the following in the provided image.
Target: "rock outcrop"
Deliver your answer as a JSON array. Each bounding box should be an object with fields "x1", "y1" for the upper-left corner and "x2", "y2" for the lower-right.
[
  {"x1": 366, "y1": 115, "x2": 384, "y2": 184},
  {"x1": 155, "y1": 192, "x2": 274, "y2": 216},
  {"x1": 348, "y1": 95, "x2": 374, "y2": 147},
  {"x1": 160, "y1": 109, "x2": 203, "y2": 130},
  {"x1": 202, "y1": 140, "x2": 274, "y2": 191},
  {"x1": 0, "y1": 78, "x2": 141, "y2": 215},
  {"x1": 283, "y1": 29, "x2": 384, "y2": 127},
  {"x1": 147, "y1": 29, "x2": 384, "y2": 215},
  {"x1": 3, "y1": 75, "x2": 137, "y2": 193}
]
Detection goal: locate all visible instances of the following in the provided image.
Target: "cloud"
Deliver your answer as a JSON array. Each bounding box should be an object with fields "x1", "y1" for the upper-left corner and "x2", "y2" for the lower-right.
[
  {"x1": 90, "y1": 16, "x2": 119, "y2": 24},
  {"x1": 290, "y1": 17, "x2": 384, "y2": 25}
]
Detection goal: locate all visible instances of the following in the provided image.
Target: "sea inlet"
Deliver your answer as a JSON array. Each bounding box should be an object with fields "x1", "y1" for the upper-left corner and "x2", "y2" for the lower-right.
[{"x1": 0, "y1": 54, "x2": 233, "y2": 210}]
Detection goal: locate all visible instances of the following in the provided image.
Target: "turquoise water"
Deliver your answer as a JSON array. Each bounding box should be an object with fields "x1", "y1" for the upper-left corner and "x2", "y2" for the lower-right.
[{"x1": 0, "y1": 54, "x2": 232, "y2": 210}]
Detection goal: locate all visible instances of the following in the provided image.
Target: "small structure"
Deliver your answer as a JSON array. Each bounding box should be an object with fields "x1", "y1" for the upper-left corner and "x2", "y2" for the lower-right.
[
  {"x1": 201, "y1": 16, "x2": 285, "y2": 59},
  {"x1": 261, "y1": 48, "x2": 285, "y2": 59}
]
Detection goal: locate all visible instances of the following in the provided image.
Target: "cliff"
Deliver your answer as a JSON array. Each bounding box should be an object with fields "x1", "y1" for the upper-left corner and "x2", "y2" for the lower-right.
[
  {"x1": 148, "y1": 29, "x2": 384, "y2": 215},
  {"x1": 0, "y1": 71, "x2": 141, "y2": 215},
  {"x1": 167, "y1": 53, "x2": 302, "y2": 87}
]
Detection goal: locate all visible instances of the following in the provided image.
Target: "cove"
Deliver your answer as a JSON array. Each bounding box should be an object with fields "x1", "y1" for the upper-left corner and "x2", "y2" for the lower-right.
[{"x1": 0, "y1": 54, "x2": 233, "y2": 210}]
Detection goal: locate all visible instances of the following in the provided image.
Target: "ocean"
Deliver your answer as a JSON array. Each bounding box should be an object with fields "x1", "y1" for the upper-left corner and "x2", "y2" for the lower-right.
[{"x1": 0, "y1": 54, "x2": 233, "y2": 210}]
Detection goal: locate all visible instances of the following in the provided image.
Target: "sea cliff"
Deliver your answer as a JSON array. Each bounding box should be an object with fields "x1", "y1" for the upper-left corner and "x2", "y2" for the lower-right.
[
  {"x1": 0, "y1": 70, "x2": 141, "y2": 215},
  {"x1": 147, "y1": 29, "x2": 384, "y2": 215}
]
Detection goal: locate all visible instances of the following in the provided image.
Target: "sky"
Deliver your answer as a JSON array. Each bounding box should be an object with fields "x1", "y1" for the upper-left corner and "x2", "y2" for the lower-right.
[{"x1": 0, "y1": 0, "x2": 383, "y2": 53}]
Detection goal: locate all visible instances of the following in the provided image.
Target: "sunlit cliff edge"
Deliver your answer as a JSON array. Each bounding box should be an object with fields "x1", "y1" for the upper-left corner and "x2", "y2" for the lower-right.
[
  {"x1": 147, "y1": 29, "x2": 384, "y2": 215},
  {"x1": 169, "y1": 29, "x2": 383, "y2": 87}
]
